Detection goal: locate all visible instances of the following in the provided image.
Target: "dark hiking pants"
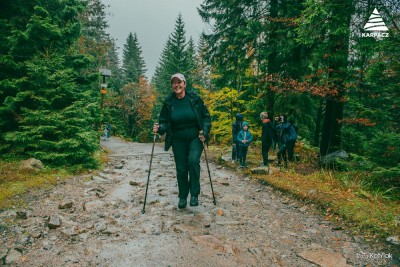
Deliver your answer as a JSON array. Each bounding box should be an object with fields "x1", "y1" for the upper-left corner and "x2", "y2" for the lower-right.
[
  {"x1": 277, "y1": 143, "x2": 288, "y2": 165},
  {"x1": 286, "y1": 140, "x2": 296, "y2": 162},
  {"x1": 172, "y1": 137, "x2": 203, "y2": 199},
  {"x1": 262, "y1": 142, "x2": 272, "y2": 165},
  {"x1": 232, "y1": 142, "x2": 240, "y2": 161},
  {"x1": 238, "y1": 146, "x2": 248, "y2": 166}
]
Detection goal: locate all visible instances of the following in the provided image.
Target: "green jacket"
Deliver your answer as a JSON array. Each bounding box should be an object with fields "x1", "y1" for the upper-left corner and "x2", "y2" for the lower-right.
[{"x1": 158, "y1": 90, "x2": 212, "y2": 151}]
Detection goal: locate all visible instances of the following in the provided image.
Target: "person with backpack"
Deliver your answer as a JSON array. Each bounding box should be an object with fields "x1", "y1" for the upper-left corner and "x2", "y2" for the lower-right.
[
  {"x1": 275, "y1": 115, "x2": 290, "y2": 168},
  {"x1": 236, "y1": 121, "x2": 253, "y2": 168},
  {"x1": 231, "y1": 113, "x2": 244, "y2": 163},
  {"x1": 260, "y1": 111, "x2": 273, "y2": 167},
  {"x1": 153, "y1": 73, "x2": 212, "y2": 209}
]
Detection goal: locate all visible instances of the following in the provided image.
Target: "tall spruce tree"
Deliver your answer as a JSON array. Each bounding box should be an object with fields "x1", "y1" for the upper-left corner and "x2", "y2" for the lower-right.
[
  {"x1": 106, "y1": 39, "x2": 124, "y2": 93},
  {"x1": 342, "y1": 2, "x2": 400, "y2": 165},
  {"x1": 0, "y1": 0, "x2": 99, "y2": 166},
  {"x1": 168, "y1": 14, "x2": 188, "y2": 72},
  {"x1": 79, "y1": 0, "x2": 112, "y2": 68},
  {"x1": 296, "y1": 0, "x2": 355, "y2": 155},
  {"x1": 152, "y1": 14, "x2": 195, "y2": 101},
  {"x1": 152, "y1": 39, "x2": 174, "y2": 99},
  {"x1": 195, "y1": 35, "x2": 213, "y2": 90},
  {"x1": 198, "y1": 0, "x2": 254, "y2": 90},
  {"x1": 184, "y1": 37, "x2": 200, "y2": 90},
  {"x1": 198, "y1": 0, "x2": 310, "y2": 124},
  {"x1": 122, "y1": 32, "x2": 147, "y2": 83}
]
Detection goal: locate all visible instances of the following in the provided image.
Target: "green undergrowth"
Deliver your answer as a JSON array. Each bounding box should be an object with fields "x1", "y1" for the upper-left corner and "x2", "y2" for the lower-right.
[
  {"x1": 207, "y1": 144, "x2": 400, "y2": 239},
  {"x1": 0, "y1": 150, "x2": 108, "y2": 210}
]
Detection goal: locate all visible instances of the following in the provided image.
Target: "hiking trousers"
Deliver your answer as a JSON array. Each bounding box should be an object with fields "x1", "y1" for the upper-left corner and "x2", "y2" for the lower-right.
[
  {"x1": 232, "y1": 142, "x2": 240, "y2": 161},
  {"x1": 286, "y1": 140, "x2": 296, "y2": 161},
  {"x1": 172, "y1": 137, "x2": 203, "y2": 199},
  {"x1": 277, "y1": 143, "x2": 288, "y2": 164},
  {"x1": 238, "y1": 146, "x2": 249, "y2": 166},
  {"x1": 262, "y1": 142, "x2": 272, "y2": 165}
]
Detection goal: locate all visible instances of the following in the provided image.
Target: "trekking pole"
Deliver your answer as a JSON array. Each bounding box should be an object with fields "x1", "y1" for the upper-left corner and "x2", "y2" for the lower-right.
[
  {"x1": 201, "y1": 139, "x2": 216, "y2": 205},
  {"x1": 142, "y1": 124, "x2": 158, "y2": 214}
]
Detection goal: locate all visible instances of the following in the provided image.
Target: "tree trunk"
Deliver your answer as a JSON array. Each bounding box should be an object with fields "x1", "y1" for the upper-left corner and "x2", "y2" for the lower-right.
[
  {"x1": 319, "y1": 2, "x2": 353, "y2": 156},
  {"x1": 313, "y1": 99, "x2": 324, "y2": 147},
  {"x1": 266, "y1": 0, "x2": 278, "y2": 114},
  {"x1": 320, "y1": 97, "x2": 344, "y2": 155}
]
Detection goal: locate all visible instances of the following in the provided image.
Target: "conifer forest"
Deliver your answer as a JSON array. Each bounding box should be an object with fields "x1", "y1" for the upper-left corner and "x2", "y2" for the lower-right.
[{"x1": 0, "y1": 0, "x2": 399, "y2": 203}]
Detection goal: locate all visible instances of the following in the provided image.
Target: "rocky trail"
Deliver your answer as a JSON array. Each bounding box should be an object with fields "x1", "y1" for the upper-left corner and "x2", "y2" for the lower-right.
[{"x1": 0, "y1": 137, "x2": 398, "y2": 266}]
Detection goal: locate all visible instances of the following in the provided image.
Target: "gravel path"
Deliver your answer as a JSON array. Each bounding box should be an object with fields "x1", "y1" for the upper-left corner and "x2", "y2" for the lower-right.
[{"x1": 0, "y1": 137, "x2": 397, "y2": 266}]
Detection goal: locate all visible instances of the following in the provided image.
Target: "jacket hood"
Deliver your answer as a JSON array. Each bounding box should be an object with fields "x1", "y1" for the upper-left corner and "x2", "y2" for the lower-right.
[
  {"x1": 242, "y1": 121, "x2": 249, "y2": 129},
  {"x1": 236, "y1": 113, "x2": 244, "y2": 121}
]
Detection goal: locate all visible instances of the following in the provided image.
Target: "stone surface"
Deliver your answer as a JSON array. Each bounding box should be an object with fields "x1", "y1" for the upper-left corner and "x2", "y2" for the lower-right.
[
  {"x1": 48, "y1": 215, "x2": 61, "y2": 229},
  {"x1": 0, "y1": 137, "x2": 397, "y2": 267},
  {"x1": 298, "y1": 250, "x2": 352, "y2": 267},
  {"x1": 19, "y1": 158, "x2": 44, "y2": 172}
]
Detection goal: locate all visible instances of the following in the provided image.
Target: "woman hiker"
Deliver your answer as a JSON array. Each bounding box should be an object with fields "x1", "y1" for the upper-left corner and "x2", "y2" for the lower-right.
[{"x1": 153, "y1": 73, "x2": 212, "y2": 209}]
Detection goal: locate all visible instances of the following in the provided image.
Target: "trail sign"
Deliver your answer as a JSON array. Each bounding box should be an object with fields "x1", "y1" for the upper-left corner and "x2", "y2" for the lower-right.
[{"x1": 99, "y1": 68, "x2": 112, "y2": 77}]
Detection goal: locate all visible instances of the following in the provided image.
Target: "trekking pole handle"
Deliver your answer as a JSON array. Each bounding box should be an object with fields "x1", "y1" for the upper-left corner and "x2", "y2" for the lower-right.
[{"x1": 153, "y1": 123, "x2": 159, "y2": 134}]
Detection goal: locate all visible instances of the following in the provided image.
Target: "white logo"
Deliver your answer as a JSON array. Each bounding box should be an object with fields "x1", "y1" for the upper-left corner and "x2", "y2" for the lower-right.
[
  {"x1": 361, "y1": 8, "x2": 389, "y2": 38},
  {"x1": 364, "y1": 8, "x2": 389, "y2": 31}
]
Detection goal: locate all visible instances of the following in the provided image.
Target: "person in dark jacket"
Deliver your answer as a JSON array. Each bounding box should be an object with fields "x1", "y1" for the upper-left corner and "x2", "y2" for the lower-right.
[
  {"x1": 260, "y1": 112, "x2": 273, "y2": 167},
  {"x1": 153, "y1": 73, "x2": 211, "y2": 209},
  {"x1": 275, "y1": 115, "x2": 290, "y2": 168},
  {"x1": 236, "y1": 121, "x2": 253, "y2": 168},
  {"x1": 231, "y1": 113, "x2": 244, "y2": 163},
  {"x1": 271, "y1": 116, "x2": 280, "y2": 152}
]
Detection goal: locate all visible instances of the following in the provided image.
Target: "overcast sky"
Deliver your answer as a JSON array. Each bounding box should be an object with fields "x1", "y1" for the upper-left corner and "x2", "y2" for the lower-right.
[{"x1": 101, "y1": 0, "x2": 208, "y2": 79}]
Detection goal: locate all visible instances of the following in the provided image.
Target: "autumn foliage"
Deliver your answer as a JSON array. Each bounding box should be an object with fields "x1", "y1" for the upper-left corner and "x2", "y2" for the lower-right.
[
  {"x1": 197, "y1": 86, "x2": 245, "y2": 144},
  {"x1": 120, "y1": 77, "x2": 156, "y2": 142}
]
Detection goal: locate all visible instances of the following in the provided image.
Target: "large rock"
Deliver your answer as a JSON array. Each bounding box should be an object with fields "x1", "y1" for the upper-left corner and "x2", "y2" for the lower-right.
[
  {"x1": 19, "y1": 158, "x2": 44, "y2": 173},
  {"x1": 251, "y1": 166, "x2": 270, "y2": 175},
  {"x1": 386, "y1": 235, "x2": 400, "y2": 245},
  {"x1": 48, "y1": 215, "x2": 61, "y2": 229}
]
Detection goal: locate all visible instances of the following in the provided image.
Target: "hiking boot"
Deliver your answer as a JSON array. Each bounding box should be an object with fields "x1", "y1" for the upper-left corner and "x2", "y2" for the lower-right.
[
  {"x1": 178, "y1": 198, "x2": 187, "y2": 209},
  {"x1": 189, "y1": 196, "x2": 198, "y2": 206}
]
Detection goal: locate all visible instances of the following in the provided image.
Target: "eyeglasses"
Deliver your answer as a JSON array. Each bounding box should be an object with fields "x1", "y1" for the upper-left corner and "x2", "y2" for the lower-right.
[{"x1": 260, "y1": 117, "x2": 268, "y2": 119}]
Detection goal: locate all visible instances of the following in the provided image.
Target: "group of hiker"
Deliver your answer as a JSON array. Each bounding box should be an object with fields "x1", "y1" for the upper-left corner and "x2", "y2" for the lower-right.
[
  {"x1": 232, "y1": 112, "x2": 298, "y2": 168},
  {"x1": 152, "y1": 73, "x2": 297, "y2": 209}
]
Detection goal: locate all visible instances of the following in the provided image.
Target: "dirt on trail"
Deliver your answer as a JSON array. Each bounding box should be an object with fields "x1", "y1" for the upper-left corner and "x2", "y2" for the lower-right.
[{"x1": 1, "y1": 137, "x2": 398, "y2": 266}]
